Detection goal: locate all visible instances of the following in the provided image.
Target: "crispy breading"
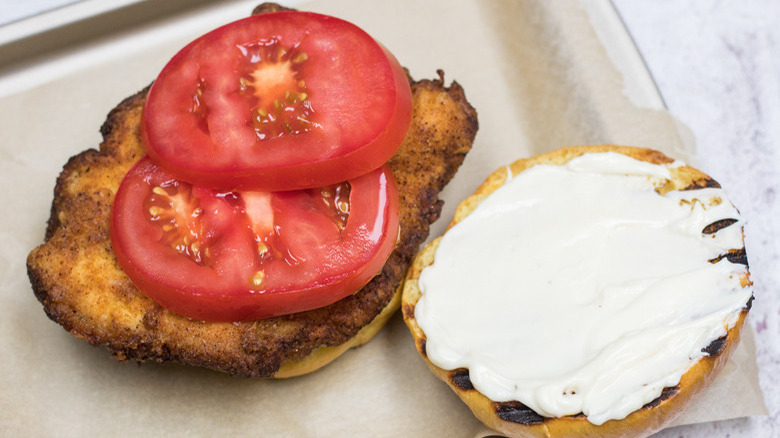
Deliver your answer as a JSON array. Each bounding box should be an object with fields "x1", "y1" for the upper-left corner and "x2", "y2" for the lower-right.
[{"x1": 26, "y1": 67, "x2": 478, "y2": 377}]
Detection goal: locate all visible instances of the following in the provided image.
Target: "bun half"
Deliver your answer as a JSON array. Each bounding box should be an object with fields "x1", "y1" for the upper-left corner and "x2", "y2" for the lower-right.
[{"x1": 402, "y1": 145, "x2": 752, "y2": 437}]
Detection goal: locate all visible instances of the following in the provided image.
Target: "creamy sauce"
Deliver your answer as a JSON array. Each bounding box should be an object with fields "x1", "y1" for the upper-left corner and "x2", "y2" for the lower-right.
[{"x1": 415, "y1": 152, "x2": 751, "y2": 425}]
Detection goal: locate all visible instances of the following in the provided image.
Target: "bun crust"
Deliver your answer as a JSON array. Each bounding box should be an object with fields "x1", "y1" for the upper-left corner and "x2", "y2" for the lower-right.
[
  {"x1": 275, "y1": 286, "x2": 401, "y2": 378},
  {"x1": 401, "y1": 145, "x2": 752, "y2": 437}
]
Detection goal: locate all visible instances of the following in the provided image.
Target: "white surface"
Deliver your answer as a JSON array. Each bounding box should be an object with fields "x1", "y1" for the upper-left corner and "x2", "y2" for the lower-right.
[
  {"x1": 0, "y1": 0, "x2": 146, "y2": 45},
  {"x1": 614, "y1": 1, "x2": 780, "y2": 437},
  {"x1": 1, "y1": 0, "x2": 83, "y2": 26}
]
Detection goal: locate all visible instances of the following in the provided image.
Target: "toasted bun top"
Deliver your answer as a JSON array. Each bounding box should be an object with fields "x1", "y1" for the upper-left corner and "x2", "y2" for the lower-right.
[{"x1": 402, "y1": 145, "x2": 752, "y2": 438}]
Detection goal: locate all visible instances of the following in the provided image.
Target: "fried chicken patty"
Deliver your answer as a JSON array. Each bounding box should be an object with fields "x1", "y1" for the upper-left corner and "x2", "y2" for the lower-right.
[{"x1": 26, "y1": 11, "x2": 478, "y2": 376}]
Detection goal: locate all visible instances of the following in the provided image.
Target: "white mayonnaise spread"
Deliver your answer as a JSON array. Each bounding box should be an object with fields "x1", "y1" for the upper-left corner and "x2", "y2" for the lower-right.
[{"x1": 415, "y1": 152, "x2": 751, "y2": 425}]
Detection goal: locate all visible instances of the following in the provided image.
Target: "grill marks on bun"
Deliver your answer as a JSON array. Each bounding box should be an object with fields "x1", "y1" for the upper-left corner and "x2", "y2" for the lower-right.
[{"x1": 401, "y1": 145, "x2": 752, "y2": 438}]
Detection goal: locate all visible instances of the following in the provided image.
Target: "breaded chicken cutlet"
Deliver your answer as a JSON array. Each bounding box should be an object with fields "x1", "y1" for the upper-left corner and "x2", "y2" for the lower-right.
[{"x1": 26, "y1": 4, "x2": 478, "y2": 376}]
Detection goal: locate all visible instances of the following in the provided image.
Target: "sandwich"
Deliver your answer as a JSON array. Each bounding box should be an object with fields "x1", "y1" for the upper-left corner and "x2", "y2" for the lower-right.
[{"x1": 26, "y1": 2, "x2": 478, "y2": 378}]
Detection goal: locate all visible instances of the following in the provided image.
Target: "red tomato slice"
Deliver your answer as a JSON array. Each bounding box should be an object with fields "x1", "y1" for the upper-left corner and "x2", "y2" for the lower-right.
[
  {"x1": 141, "y1": 11, "x2": 412, "y2": 191},
  {"x1": 111, "y1": 157, "x2": 399, "y2": 321}
]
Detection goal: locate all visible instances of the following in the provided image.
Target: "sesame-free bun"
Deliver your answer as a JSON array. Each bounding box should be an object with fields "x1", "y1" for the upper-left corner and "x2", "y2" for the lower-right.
[{"x1": 401, "y1": 145, "x2": 752, "y2": 437}]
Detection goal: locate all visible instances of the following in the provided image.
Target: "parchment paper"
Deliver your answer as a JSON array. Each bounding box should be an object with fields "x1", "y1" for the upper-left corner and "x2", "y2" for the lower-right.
[{"x1": 0, "y1": 0, "x2": 766, "y2": 436}]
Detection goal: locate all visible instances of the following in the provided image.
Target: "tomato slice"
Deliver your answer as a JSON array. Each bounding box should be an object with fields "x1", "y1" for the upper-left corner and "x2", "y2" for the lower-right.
[
  {"x1": 110, "y1": 157, "x2": 400, "y2": 321},
  {"x1": 141, "y1": 11, "x2": 412, "y2": 191}
]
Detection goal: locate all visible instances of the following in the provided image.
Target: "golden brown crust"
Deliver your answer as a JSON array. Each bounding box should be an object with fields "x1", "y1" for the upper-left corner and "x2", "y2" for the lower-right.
[
  {"x1": 251, "y1": 2, "x2": 294, "y2": 15},
  {"x1": 26, "y1": 56, "x2": 478, "y2": 376},
  {"x1": 401, "y1": 145, "x2": 751, "y2": 438}
]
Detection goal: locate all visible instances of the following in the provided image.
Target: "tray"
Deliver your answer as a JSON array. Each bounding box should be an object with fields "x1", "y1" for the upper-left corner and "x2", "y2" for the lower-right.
[{"x1": 0, "y1": 1, "x2": 763, "y2": 436}]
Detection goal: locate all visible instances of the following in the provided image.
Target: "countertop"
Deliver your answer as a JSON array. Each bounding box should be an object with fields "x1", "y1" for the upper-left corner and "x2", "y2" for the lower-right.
[
  {"x1": 614, "y1": 1, "x2": 779, "y2": 437},
  {"x1": 2, "y1": 1, "x2": 778, "y2": 437}
]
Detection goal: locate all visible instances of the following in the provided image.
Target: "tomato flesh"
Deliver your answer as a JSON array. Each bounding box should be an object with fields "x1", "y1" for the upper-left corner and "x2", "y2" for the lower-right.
[
  {"x1": 142, "y1": 11, "x2": 412, "y2": 191},
  {"x1": 111, "y1": 157, "x2": 400, "y2": 321}
]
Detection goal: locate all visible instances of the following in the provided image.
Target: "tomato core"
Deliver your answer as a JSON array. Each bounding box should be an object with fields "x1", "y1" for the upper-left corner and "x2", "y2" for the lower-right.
[
  {"x1": 144, "y1": 182, "x2": 207, "y2": 265},
  {"x1": 236, "y1": 39, "x2": 315, "y2": 140}
]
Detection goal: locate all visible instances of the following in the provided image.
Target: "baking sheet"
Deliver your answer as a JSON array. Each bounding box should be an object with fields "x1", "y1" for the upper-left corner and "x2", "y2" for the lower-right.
[{"x1": 0, "y1": 0, "x2": 766, "y2": 436}]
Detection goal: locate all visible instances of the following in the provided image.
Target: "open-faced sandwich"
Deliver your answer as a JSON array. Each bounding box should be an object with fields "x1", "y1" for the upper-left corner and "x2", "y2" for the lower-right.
[
  {"x1": 26, "y1": 2, "x2": 478, "y2": 378},
  {"x1": 402, "y1": 145, "x2": 752, "y2": 437}
]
